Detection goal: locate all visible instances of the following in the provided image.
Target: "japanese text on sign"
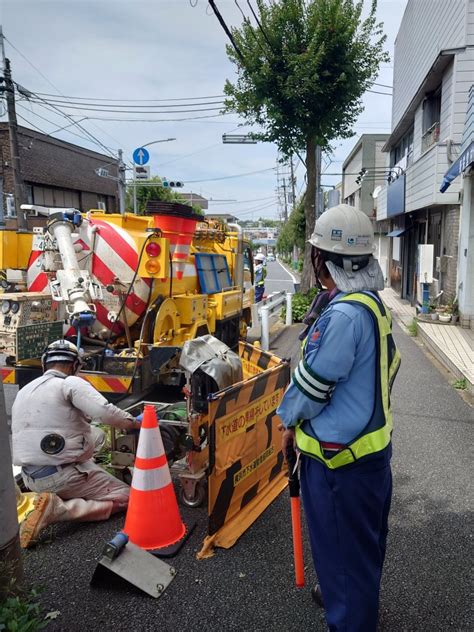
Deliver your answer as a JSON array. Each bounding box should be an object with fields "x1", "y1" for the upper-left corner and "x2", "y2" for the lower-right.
[{"x1": 217, "y1": 388, "x2": 285, "y2": 444}]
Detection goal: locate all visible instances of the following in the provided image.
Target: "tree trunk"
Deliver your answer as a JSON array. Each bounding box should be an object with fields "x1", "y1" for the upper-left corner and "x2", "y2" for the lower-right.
[{"x1": 301, "y1": 137, "x2": 317, "y2": 293}]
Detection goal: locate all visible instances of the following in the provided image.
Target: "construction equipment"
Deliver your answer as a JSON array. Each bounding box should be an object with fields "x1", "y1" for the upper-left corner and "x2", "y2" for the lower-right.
[
  {"x1": 91, "y1": 530, "x2": 177, "y2": 598},
  {"x1": 0, "y1": 202, "x2": 290, "y2": 545},
  {"x1": 0, "y1": 201, "x2": 255, "y2": 396}
]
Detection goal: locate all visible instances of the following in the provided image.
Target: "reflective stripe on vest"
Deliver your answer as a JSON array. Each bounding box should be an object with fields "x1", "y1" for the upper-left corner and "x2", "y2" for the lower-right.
[{"x1": 295, "y1": 292, "x2": 401, "y2": 469}]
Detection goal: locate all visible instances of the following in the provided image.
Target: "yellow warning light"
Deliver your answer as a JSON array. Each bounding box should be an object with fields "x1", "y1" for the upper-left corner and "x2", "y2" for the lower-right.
[{"x1": 145, "y1": 259, "x2": 161, "y2": 275}]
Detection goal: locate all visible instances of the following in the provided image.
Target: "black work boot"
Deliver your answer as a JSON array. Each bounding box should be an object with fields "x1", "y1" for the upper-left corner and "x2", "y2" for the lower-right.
[{"x1": 311, "y1": 584, "x2": 324, "y2": 608}]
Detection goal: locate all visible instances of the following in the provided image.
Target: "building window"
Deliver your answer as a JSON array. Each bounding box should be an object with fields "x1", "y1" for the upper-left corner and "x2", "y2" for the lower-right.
[
  {"x1": 422, "y1": 86, "x2": 441, "y2": 152},
  {"x1": 391, "y1": 127, "x2": 414, "y2": 167},
  {"x1": 96, "y1": 195, "x2": 107, "y2": 211},
  {"x1": 32, "y1": 185, "x2": 80, "y2": 209}
]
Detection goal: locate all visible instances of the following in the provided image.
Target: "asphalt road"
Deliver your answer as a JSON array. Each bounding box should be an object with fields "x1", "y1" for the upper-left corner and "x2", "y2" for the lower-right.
[
  {"x1": 264, "y1": 260, "x2": 297, "y2": 296},
  {"x1": 10, "y1": 323, "x2": 473, "y2": 631}
]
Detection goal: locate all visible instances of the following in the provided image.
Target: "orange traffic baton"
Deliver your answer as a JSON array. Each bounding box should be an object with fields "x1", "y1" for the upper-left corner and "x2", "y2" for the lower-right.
[{"x1": 286, "y1": 444, "x2": 305, "y2": 588}]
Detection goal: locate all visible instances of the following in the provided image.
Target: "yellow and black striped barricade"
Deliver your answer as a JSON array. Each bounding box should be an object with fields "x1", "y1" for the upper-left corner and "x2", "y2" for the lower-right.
[{"x1": 198, "y1": 342, "x2": 290, "y2": 558}]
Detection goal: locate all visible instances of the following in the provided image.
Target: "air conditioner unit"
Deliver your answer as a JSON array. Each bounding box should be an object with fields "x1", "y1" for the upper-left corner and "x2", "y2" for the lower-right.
[{"x1": 97, "y1": 201, "x2": 106, "y2": 211}]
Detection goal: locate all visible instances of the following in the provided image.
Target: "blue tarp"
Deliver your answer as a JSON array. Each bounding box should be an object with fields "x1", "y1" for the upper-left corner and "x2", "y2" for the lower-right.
[{"x1": 440, "y1": 140, "x2": 474, "y2": 192}]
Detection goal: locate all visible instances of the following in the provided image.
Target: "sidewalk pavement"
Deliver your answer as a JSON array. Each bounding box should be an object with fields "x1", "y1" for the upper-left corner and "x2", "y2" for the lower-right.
[{"x1": 381, "y1": 287, "x2": 473, "y2": 394}]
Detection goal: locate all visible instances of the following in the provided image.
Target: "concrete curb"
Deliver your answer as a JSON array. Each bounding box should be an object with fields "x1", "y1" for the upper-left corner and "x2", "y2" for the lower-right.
[
  {"x1": 417, "y1": 324, "x2": 473, "y2": 396},
  {"x1": 247, "y1": 321, "x2": 287, "y2": 348},
  {"x1": 276, "y1": 259, "x2": 300, "y2": 292}
]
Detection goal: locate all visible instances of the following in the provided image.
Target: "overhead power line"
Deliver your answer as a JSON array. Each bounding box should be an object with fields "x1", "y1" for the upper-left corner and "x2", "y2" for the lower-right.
[
  {"x1": 367, "y1": 89, "x2": 392, "y2": 96},
  {"x1": 26, "y1": 99, "x2": 224, "y2": 114},
  {"x1": 32, "y1": 92, "x2": 226, "y2": 102},
  {"x1": 186, "y1": 166, "x2": 276, "y2": 183},
  {"x1": 67, "y1": 113, "x2": 234, "y2": 123},
  {"x1": 209, "y1": 195, "x2": 276, "y2": 204},
  {"x1": 27, "y1": 97, "x2": 225, "y2": 109},
  {"x1": 16, "y1": 102, "x2": 101, "y2": 145},
  {"x1": 5, "y1": 35, "x2": 121, "y2": 159}
]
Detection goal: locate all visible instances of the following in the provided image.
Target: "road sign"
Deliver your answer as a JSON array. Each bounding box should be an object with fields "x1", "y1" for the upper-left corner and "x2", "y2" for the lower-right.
[
  {"x1": 134, "y1": 165, "x2": 150, "y2": 180},
  {"x1": 133, "y1": 147, "x2": 150, "y2": 166}
]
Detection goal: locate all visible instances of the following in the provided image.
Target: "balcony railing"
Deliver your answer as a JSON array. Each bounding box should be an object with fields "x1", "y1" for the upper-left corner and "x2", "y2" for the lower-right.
[{"x1": 421, "y1": 122, "x2": 440, "y2": 153}]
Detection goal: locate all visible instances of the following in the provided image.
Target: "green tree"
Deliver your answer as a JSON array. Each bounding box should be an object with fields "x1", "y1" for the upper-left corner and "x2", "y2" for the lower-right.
[
  {"x1": 126, "y1": 178, "x2": 203, "y2": 215},
  {"x1": 223, "y1": 0, "x2": 388, "y2": 290},
  {"x1": 277, "y1": 195, "x2": 305, "y2": 257}
]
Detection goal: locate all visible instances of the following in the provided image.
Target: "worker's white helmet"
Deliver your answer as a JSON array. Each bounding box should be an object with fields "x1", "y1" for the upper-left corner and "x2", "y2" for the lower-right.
[
  {"x1": 254, "y1": 253, "x2": 266, "y2": 262},
  {"x1": 308, "y1": 204, "x2": 375, "y2": 256},
  {"x1": 42, "y1": 340, "x2": 81, "y2": 369}
]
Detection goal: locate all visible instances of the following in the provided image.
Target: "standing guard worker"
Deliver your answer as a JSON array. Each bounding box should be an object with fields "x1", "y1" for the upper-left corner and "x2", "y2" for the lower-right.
[
  {"x1": 277, "y1": 204, "x2": 401, "y2": 632},
  {"x1": 254, "y1": 253, "x2": 267, "y2": 302},
  {"x1": 12, "y1": 340, "x2": 142, "y2": 548}
]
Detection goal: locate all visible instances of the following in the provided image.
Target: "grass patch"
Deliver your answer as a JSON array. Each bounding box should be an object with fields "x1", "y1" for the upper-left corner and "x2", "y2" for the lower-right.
[
  {"x1": 452, "y1": 377, "x2": 468, "y2": 390},
  {"x1": 407, "y1": 319, "x2": 418, "y2": 337},
  {"x1": 0, "y1": 588, "x2": 49, "y2": 632}
]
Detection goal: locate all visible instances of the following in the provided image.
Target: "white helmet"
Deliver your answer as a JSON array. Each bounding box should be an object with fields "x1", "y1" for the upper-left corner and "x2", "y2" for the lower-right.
[
  {"x1": 254, "y1": 253, "x2": 266, "y2": 262},
  {"x1": 42, "y1": 340, "x2": 81, "y2": 370},
  {"x1": 308, "y1": 204, "x2": 375, "y2": 256}
]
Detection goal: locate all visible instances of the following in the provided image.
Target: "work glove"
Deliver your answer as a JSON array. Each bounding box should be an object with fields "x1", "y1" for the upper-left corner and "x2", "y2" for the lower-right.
[{"x1": 129, "y1": 413, "x2": 143, "y2": 434}]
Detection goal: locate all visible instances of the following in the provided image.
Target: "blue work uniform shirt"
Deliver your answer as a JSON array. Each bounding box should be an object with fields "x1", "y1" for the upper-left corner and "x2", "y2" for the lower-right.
[{"x1": 277, "y1": 292, "x2": 377, "y2": 445}]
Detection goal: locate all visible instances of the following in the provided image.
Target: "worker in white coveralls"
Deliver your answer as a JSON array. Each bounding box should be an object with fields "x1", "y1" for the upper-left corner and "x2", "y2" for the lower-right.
[{"x1": 12, "y1": 340, "x2": 141, "y2": 548}]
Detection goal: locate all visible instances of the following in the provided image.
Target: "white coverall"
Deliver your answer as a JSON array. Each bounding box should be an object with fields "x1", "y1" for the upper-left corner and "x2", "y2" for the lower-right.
[{"x1": 12, "y1": 369, "x2": 134, "y2": 522}]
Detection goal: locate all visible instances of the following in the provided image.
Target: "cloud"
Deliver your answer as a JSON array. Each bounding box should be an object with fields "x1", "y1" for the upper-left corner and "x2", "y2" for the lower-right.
[{"x1": 2, "y1": 0, "x2": 407, "y2": 218}]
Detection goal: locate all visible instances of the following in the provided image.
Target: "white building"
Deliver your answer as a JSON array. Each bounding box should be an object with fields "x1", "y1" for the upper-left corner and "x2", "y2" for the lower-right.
[
  {"x1": 441, "y1": 84, "x2": 474, "y2": 327},
  {"x1": 377, "y1": 0, "x2": 474, "y2": 312},
  {"x1": 341, "y1": 134, "x2": 390, "y2": 282}
]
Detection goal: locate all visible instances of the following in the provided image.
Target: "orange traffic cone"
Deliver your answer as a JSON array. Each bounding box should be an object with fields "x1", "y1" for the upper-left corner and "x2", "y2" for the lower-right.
[{"x1": 123, "y1": 405, "x2": 187, "y2": 555}]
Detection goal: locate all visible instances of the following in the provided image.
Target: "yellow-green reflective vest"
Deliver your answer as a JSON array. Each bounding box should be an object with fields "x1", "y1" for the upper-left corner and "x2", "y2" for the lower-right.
[{"x1": 295, "y1": 292, "x2": 401, "y2": 469}]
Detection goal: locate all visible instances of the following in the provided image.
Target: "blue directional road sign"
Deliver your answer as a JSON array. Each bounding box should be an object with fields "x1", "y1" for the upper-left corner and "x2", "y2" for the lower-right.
[{"x1": 133, "y1": 147, "x2": 150, "y2": 166}]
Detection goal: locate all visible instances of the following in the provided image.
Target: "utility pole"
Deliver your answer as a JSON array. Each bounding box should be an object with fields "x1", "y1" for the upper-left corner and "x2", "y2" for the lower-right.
[
  {"x1": 117, "y1": 149, "x2": 126, "y2": 215},
  {"x1": 290, "y1": 155, "x2": 297, "y2": 213},
  {"x1": 282, "y1": 178, "x2": 288, "y2": 222},
  {"x1": 0, "y1": 375, "x2": 23, "y2": 598},
  {"x1": 315, "y1": 145, "x2": 323, "y2": 219},
  {"x1": 0, "y1": 29, "x2": 27, "y2": 229}
]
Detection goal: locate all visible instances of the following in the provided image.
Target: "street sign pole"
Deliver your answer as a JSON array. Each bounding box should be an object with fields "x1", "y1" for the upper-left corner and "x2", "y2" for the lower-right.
[
  {"x1": 133, "y1": 181, "x2": 137, "y2": 215},
  {"x1": 118, "y1": 149, "x2": 126, "y2": 215}
]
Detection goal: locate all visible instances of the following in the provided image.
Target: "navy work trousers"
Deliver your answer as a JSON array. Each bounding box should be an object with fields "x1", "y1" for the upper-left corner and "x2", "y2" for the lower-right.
[
  {"x1": 300, "y1": 445, "x2": 392, "y2": 632},
  {"x1": 255, "y1": 285, "x2": 265, "y2": 303}
]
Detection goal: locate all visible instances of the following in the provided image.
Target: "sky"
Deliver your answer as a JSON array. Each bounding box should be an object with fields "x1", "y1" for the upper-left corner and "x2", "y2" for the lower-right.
[{"x1": 0, "y1": 0, "x2": 408, "y2": 220}]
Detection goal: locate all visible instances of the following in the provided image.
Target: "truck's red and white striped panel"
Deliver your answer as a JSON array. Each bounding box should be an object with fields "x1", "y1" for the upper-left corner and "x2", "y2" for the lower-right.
[
  {"x1": 26, "y1": 219, "x2": 151, "y2": 335},
  {"x1": 86, "y1": 219, "x2": 151, "y2": 334},
  {"x1": 26, "y1": 248, "x2": 49, "y2": 293}
]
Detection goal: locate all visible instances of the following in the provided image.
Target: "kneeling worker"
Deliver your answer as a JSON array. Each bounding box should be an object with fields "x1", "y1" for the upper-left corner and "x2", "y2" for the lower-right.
[{"x1": 12, "y1": 340, "x2": 141, "y2": 548}]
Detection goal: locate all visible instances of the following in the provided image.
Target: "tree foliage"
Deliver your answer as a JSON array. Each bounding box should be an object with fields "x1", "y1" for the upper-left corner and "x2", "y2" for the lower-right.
[
  {"x1": 277, "y1": 195, "x2": 306, "y2": 255},
  {"x1": 223, "y1": 0, "x2": 388, "y2": 289},
  {"x1": 126, "y1": 178, "x2": 202, "y2": 215}
]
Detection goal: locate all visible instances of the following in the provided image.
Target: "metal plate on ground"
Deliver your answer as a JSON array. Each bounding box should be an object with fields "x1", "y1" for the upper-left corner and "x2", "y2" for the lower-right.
[{"x1": 91, "y1": 541, "x2": 176, "y2": 598}]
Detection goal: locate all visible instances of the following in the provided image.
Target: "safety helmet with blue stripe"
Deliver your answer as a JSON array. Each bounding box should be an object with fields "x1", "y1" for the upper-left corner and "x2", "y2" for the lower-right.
[{"x1": 308, "y1": 204, "x2": 384, "y2": 292}]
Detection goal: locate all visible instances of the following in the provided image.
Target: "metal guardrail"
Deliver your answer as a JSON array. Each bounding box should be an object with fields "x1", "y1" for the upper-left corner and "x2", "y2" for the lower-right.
[{"x1": 251, "y1": 291, "x2": 293, "y2": 351}]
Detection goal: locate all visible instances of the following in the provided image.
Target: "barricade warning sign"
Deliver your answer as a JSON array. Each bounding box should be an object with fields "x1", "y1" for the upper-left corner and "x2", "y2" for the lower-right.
[{"x1": 198, "y1": 342, "x2": 290, "y2": 558}]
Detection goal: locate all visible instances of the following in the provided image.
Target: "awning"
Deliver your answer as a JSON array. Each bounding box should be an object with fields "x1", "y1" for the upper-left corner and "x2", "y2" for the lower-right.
[
  {"x1": 440, "y1": 140, "x2": 474, "y2": 192},
  {"x1": 387, "y1": 227, "x2": 411, "y2": 237}
]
